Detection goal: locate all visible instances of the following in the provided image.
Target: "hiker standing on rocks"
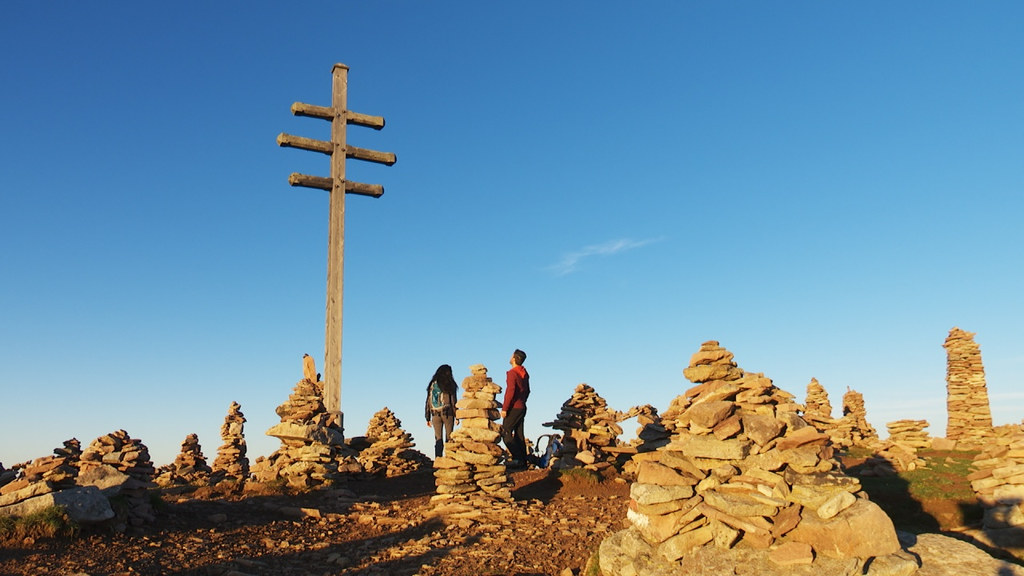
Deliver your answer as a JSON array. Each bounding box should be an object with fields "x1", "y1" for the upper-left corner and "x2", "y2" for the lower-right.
[
  {"x1": 502, "y1": 349, "x2": 531, "y2": 469},
  {"x1": 425, "y1": 364, "x2": 458, "y2": 458}
]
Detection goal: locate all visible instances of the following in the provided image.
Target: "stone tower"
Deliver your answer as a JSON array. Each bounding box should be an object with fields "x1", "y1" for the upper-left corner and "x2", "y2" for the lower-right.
[{"x1": 943, "y1": 327, "x2": 993, "y2": 446}]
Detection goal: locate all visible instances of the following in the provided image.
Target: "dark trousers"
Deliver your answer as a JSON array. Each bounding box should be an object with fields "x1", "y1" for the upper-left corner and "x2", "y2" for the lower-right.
[
  {"x1": 502, "y1": 407, "x2": 528, "y2": 462},
  {"x1": 431, "y1": 412, "x2": 454, "y2": 457}
]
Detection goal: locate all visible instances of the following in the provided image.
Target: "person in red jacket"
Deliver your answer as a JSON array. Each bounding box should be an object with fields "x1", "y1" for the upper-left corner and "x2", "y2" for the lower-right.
[{"x1": 502, "y1": 348, "x2": 531, "y2": 469}]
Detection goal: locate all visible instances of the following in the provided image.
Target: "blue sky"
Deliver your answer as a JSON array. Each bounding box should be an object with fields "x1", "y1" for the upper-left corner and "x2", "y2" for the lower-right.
[{"x1": 2, "y1": 2, "x2": 1022, "y2": 467}]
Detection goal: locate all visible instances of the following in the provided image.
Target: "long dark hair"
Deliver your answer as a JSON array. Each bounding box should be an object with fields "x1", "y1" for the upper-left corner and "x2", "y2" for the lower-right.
[{"x1": 429, "y1": 364, "x2": 457, "y2": 395}]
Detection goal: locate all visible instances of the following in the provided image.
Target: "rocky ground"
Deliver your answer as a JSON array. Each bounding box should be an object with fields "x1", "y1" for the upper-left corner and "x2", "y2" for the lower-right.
[
  {"x1": 3, "y1": 462, "x2": 1024, "y2": 576},
  {"x1": 0, "y1": 468, "x2": 630, "y2": 576}
]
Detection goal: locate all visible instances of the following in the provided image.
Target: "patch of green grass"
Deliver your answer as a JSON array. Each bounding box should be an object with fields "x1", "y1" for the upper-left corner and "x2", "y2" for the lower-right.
[
  {"x1": 0, "y1": 506, "x2": 79, "y2": 543},
  {"x1": 558, "y1": 467, "x2": 602, "y2": 484}
]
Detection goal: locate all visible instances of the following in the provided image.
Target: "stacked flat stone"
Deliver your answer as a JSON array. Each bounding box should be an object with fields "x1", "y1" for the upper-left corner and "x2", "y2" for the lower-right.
[
  {"x1": 829, "y1": 388, "x2": 878, "y2": 449},
  {"x1": 155, "y1": 433, "x2": 212, "y2": 486},
  {"x1": 627, "y1": 404, "x2": 668, "y2": 452},
  {"x1": 944, "y1": 327, "x2": 994, "y2": 447},
  {"x1": 543, "y1": 383, "x2": 625, "y2": 472},
  {"x1": 0, "y1": 440, "x2": 80, "y2": 510},
  {"x1": 357, "y1": 407, "x2": 431, "y2": 477},
  {"x1": 887, "y1": 420, "x2": 931, "y2": 450},
  {"x1": 252, "y1": 375, "x2": 362, "y2": 489},
  {"x1": 601, "y1": 341, "x2": 908, "y2": 575},
  {"x1": 800, "y1": 380, "x2": 846, "y2": 448},
  {"x1": 969, "y1": 425, "x2": 1024, "y2": 542},
  {"x1": 210, "y1": 402, "x2": 250, "y2": 485},
  {"x1": 79, "y1": 430, "x2": 156, "y2": 526},
  {"x1": 430, "y1": 364, "x2": 512, "y2": 521}
]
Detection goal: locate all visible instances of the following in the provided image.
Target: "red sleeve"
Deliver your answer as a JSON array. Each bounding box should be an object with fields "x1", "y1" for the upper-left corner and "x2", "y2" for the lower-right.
[{"x1": 503, "y1": 370, "x2": 518, "y2": 412}]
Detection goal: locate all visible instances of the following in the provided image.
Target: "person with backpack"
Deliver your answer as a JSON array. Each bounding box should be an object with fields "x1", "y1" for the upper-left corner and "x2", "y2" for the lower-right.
[
  {"x1": 502, "y1": 349, "x2": 530, "y2": 469},
  {"x1": 424, "y1": 364, "x2": 458, "y2": 458}
]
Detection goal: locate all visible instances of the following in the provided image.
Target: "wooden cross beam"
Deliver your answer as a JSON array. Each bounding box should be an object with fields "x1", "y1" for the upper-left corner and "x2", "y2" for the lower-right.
[{"x1": 278, "y1": 63, "x2": 396, "y2": 433}]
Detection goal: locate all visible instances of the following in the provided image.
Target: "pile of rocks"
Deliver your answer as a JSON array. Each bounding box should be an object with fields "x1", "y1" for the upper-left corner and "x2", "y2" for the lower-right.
[
  {"x1": 802, "y1": 378, "x2": 833, "y2": 421},
  {"x1": 944, "y1": 327, "x2": 994, "y2": 447},
  {"x1": 543, "y1": 383, "x2": 625, "y2": 472},
  {"x1": 626, "y1": 404, "x2": 668, "y2": 452},
  {"x1": 356, "y1": 407, "x2": 431, "y2": 477},
  {"x1": 0, "y1": 439, "x2": 80, "y2": 510},
  {"x1": 430, "y1": 364, "x2": 513, "y2": 521},
  {"x1": 79, "y1": 430, "x2": 157, "y2": 528},
  {"x1": 887, "y1": 420, "x2": 931, "y2": 450},
  {"x1": 252, "y1": 374, "x2": 362, "y2": 489},
  {"x1": 828, "y1": 388, "x2": 878, "y2": 449},
  {"x1": 969, "y1": 424, "x2": 1024, "y2": 545},
  {"x1": 155, "y1": 433, "x2": 212, "y2": 486},
  {"x1": 210, "y1": 402, "x2": 250, "y2": 485},
  {"x1": 600, "y1": 341, "x2": 911, "y2": 575}
]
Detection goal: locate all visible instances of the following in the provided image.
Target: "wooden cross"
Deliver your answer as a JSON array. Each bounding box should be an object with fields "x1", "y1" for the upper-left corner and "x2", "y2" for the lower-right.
[{"x1": 278, "y1": 63, "x2": 396, "y2": 433}]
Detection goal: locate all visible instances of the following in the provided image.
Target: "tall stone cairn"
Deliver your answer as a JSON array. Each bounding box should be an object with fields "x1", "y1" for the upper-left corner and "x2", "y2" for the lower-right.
[
  {"x1": 155, "y1": 433, "x2": 212, "y2": 486},
  {"x1": 969, "y1": 424, "x2": 1024, "y2": 543},
  {"x1": 800, "y1": 379, "x2": 845, "y2": 448},
  {"x1": 829, "y1": 388, "x2": 878, "y2": 449},
  {"x1": 429, "y1": 364, "x2": 512, "y2": 521},
  {"x1": 210, "y1": 402, "x2": 250, "y2": 485},
  {"x1": 944, "y1": 327, "x2": 994, "y2": 447},
  {"x1": 543, "y1": 383, "x2": 625, "y2": 472},
  {"x1": 0, "y1": 439, "x2": 81, "y2": 510},
  {"x1": 251, "y1": 370, "x2": 362, "y2": 489},
  {"x1": 79, "y1": 430, "x2": 157, "y2": 527},
  {"x1": 357, "y1": 407, "x2": 431, "y2": 477},
  {"x1": 599, "y1": 341, "x2": 911, "y2": 576}
]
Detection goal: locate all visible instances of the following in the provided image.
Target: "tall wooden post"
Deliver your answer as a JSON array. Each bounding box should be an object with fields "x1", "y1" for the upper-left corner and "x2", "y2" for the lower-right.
[{"x1": 278, "y1": 63, "x2": 395, "y2": 434}]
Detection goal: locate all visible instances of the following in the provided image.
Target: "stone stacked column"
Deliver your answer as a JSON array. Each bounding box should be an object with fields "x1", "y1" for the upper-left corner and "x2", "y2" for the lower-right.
[
  {"x1": 600, "y1": 341, "x2": 910, "y2": 575},
  {"x1": 430, "y1": 364, "x2": 512, "y2": 521},
  {"x1": 357, "y1": 407, "x2": 431, "y2": 477},
  {"x1": 155, "y1": 433, "x2": 212, "y2": 486},
  {"x1": 803, "y1": 378, "x2": 832, "y2": 421},
  {"x1": 79, "y1": 430, "x2": 157, "y2": 528},
  {"x1": 969, "y1": 424, "x2": 1024, "y2": 545},
  {"x1": 543, "y1": 383, "x2": 625, "y2": 472},
  {"x1": 252, "y1": 375, "x2": 362, "y2": 489},
  {"x1": 210, "y1": 402, "x2": 250, "y2": 485},
  {"x1": 944, "y1": 327, "x2": 994, "y2": 447},
  {"x1": 829, "y1": 388, "x2": 878, "y2": 449}
]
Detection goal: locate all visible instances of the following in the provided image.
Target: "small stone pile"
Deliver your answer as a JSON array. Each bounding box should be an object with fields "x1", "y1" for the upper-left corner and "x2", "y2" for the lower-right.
[
  {"x1": 802, "y1": 378, "x2": 833, "y2": 421},
  {"x1": 79, "y1": 430, "x2": 157, "y2": 527},
  {"x1": 155, "y1": 433, "x2": 212, "y2": 486},
  {"x1": 430, "y1": 364, "x2": 513, "y2": 521},
  {"x1": 969, "y1": 424, "x2": 1024, "y2": 544},
  {"x1": 887, "y1": 420, "x2": 931, "y2": 450},
  {"x1": 252, "y1": 374, "x2": 362, "y2": 489},
  {"x1": 630, "y1": 405, "x2": 672, "y2": 454},
  {"x1": 601, "y1": 341, "x2": 910, "y2": 576},
  {"x1": 210, "y1": 402, "x2": 250, "y2": 485},
  {"x1": 828, "y1": 388, "x2": 878, "y2": 449},
  {"x1": 356, "y1": 407, "x2": 431, "y2": 477},
  {"x1": 0, "y1": 440, "x2": 80, "y2": 510},
  {"x1": 543, "y1": 383, "x2": 625, "y2": 472},
  {"x1": 944, "y1": 327, "x2": 994, "y2": 447}
]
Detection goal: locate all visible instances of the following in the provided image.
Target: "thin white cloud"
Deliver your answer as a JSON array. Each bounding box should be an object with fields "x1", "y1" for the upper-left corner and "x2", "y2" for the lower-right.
[{"x1": 548, "y1": 237, "x2": 660, "y2": 276}]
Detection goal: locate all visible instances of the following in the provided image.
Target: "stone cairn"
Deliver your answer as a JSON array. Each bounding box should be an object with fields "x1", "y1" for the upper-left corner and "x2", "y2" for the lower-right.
[
  {"x1": 155, "y1": 433, "x2": 212, "y2": 486},
  {"x1": 600, "y1": 341, "x2": 910, "y2": 576},
  {"x1": 543, "y1": 383, "x2": 626, "y2": 472},
  {"x1": 855, "y1": 421, "x2": 930, "y2": 476},
  {"x1": 0, "y1": 439, "x2": 81, "y2": 511},
  {"x1": 356, "y1": 407, "x2": 431, "y2": 477},
  {"x1": 618, "y1": 405, "x2": 667, "y2": 477},
  {"x1": 969, "y1": 423, "x2": 1024, "y2": 543},
  {"x1": 79, "y1": 430, "x2": 157, "y2": 527},
  {"x1": 944, "y1": 327, "x2": 994, "y2": 447},
  {"x1": 251, "y1": 368, "x2": 362, "y2": 489},
  {"x1": 829, "y1": 388, "x2": 878, "y2": 449},
  {"x1": 210, "y1": 402, "x2": 250, "y2": 485},
  {"x1": 799, "y1": 379, "x2": 846, "y2": 449},
  {"x1": 429, "y1": 364, "x2": 513, "y2": 521}
]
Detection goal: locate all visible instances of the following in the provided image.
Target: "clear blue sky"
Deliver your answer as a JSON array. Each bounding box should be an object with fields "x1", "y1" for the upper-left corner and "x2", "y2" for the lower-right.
[{"x1": 2, "y1": 2, "x2": 1022, "y2": 467}]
